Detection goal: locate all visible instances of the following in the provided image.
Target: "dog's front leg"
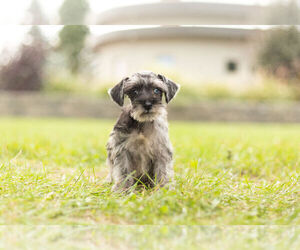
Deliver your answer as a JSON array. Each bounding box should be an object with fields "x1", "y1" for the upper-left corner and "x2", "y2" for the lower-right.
[
  {"x1": 111, "y1": 151, "x2": 135, "y2": 192},
  {"x1": 153, "y1": 160, "x2": 174, "y2": 188}
]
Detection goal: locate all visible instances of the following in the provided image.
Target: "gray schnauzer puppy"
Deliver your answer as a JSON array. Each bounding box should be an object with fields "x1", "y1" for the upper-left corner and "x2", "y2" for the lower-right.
[{"x1": 106, "y1": 71, "x2": 180, "y2": 192}]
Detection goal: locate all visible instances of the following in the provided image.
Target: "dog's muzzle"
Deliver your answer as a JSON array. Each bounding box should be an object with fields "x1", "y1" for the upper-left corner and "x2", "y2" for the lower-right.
[{"x1": 143, "y1": 101, "x2": 152, "y2": 111}]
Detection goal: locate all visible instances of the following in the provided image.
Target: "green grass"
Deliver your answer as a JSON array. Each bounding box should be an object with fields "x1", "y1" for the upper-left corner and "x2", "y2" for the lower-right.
[{"x1": 0, "y1": 118, "x2": 299, "y2": 248}]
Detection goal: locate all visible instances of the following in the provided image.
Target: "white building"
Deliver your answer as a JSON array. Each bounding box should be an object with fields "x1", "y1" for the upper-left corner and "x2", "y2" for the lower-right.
[{"x1": 94, "y1": 1, "x2": 265, "y2": 85}]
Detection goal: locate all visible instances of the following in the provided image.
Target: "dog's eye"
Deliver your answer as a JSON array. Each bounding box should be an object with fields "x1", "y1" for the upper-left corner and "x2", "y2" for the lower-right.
[
  {"x1": 133, "y1": 89, "x2": 139, "y2": 95},
  {"x1": 153, "y1": 88, "x2": 161, "y2": 94}
]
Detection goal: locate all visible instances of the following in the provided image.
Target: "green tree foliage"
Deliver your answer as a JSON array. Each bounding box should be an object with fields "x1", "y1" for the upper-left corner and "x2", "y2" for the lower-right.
[
  {"x1": 58, "y1": 25, "x2": 90, "y2": 74},
  {"x1": 259, "y1": 27, "x2": 300, "y2": 80},
  {"x1": 59, "y1": 0, "x2": 89, "y2": 24},
  {"x1": 58, "y1": 0, "x2": 90, "y2": 74}
]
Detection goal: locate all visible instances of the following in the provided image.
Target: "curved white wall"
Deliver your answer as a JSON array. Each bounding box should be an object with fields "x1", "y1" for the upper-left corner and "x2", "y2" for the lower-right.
[{"x1": 94, "y1": 37, "x2": 257, "y2": 85}]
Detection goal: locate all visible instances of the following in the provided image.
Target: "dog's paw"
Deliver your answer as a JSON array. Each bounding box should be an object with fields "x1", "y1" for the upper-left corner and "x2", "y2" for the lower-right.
[
  {"x1": 112, "y1": 182, "x2": 136, "y2": 194},
  {"x1": 111, "y1": 184, "x2": 121, "y2": 192},
  {"x1": 104, "y1": 174, "x2": 113, "y2": 184}
]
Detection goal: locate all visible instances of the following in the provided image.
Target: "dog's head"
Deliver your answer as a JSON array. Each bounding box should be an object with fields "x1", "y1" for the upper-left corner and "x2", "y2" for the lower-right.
[{"x1": 109, "y1": 71, "x2": 180, "y2": 122}]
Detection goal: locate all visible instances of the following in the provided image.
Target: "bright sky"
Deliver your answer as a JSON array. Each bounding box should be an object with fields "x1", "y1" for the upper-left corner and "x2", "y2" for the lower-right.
[{"x1": 0, "y1": 0, "x2": 284, "y2": 51}]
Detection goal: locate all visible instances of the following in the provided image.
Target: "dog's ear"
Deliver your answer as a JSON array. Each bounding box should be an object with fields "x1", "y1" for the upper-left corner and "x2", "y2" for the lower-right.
[
  {"x1": 157, "y1": 74, "x2": 180, "y2": 103},
  {"x1": 108, "y1": 77, "x2": 129, "y2": 106}
]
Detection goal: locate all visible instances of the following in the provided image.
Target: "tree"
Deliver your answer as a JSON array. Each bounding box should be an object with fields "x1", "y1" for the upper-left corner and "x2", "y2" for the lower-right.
[
  {"x1": 0, "y1": 1, "x2": 48, "y2": 91},
  {"x1": 58, "y1": 25, "x2": 89, "y2": 74},
  {"x1": 59, "y1": 0, "x2": 89, "y2": 24},
  {"x1": 27, "y1": 0, "x2": 48, "y2": 24},
  {"x1": 258, "y1": 26, "x2": 300, "y2": 80},
  {"x1": 29, "y1": 25, "x2": 46, "y2": 45},
  {"x1": 0, "y1": 37, "x2": 46, "y2": 91},
  {"x1": 267, "y1": 0, "x2": 300, "y2": 24},
  {"x1": 58, "y1": 0, "x2": 90, "y2": 74}
]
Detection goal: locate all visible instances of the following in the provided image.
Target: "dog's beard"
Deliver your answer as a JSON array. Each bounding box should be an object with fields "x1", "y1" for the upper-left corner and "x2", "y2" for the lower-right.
[{"x1": 130, "y1": 104, "x2": 166, "y2": 122}]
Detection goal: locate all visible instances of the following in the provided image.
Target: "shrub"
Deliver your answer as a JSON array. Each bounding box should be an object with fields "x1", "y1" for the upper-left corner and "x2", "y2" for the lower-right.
[{"x1": 44, "y1": 73, "x2": 86, "y2": 93}]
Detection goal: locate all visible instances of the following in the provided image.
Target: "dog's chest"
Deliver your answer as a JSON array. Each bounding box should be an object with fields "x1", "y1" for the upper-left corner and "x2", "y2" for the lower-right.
[
  {"x1": 125, "y1": 118, "x2": 169, "y2": 173},
  {"x1": 127, "y1": 120, "x2": 166, "y2": 154}
]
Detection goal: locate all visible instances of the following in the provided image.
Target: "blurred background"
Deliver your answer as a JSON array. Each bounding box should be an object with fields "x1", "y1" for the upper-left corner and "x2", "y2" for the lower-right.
[{"x1": 1, "y1": 0, "x2": 300, "y2": 121}]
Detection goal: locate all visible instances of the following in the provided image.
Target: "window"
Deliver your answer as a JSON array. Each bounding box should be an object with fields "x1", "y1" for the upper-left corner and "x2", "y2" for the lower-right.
[{"x1": 226, "y1": 60, "x2": 238, "y2": 73}]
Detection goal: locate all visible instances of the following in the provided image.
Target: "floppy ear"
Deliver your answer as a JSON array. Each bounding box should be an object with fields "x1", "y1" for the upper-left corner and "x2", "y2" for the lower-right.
[
  {"x1": 157, "y1": 74, "x2": 180, "y2": 103},
  {"x1": 108, "y1": 77, "x2": 129, "y2": 106}
]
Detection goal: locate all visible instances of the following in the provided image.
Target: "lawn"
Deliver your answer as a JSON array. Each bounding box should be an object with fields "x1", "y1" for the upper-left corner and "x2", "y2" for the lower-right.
[{"x1": 0, "y1": 118, "x2": 299, "y2": 248}]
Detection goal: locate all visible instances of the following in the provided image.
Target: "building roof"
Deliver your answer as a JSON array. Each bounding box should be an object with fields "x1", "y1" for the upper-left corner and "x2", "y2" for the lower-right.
[
  {"x1": 94, "y1": 26, "x2": 258, "y2": 50},
  {"x1": 97, "y1": 1, "x2": 264, "y2": 25}
]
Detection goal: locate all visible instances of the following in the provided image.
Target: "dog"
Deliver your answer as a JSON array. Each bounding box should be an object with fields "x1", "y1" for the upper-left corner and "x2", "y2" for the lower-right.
[{"x1": 106, "y1": 71, "x2": 179, "y2": 192}]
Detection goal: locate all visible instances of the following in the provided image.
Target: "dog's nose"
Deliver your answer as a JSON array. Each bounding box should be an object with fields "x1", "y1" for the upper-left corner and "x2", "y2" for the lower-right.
[{"x1": 143, "y1": 101, "x2": 152, "y2": 111}]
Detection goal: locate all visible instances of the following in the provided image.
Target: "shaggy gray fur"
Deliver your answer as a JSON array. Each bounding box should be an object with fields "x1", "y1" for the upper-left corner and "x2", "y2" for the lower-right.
[{"x1": 106, "y1": 71, "x2": 179, "y2": 192}]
